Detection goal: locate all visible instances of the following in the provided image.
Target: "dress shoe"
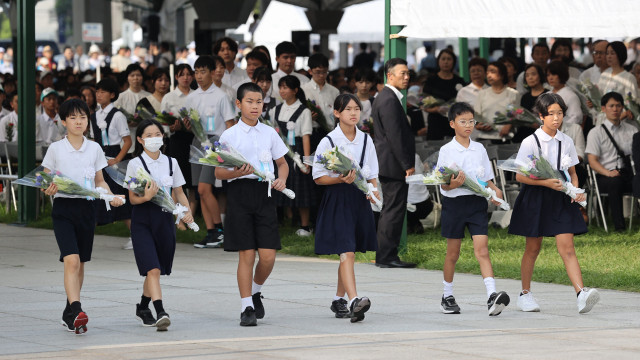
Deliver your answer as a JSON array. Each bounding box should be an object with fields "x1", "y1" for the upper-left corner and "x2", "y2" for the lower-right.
[{"x1": 375, "y1": 260, "x2": 417, "y2": 268}]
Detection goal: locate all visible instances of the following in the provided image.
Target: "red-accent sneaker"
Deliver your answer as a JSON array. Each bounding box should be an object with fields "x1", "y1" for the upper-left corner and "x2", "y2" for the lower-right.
[{"x1": 73, "y1": 311, "x2": 88, "y2": 334}]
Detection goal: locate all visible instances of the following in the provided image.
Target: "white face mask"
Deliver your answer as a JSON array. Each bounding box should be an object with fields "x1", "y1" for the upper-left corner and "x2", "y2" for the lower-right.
[{"x1": 143, "y1": 136, "x2": 163, "y2": 152}]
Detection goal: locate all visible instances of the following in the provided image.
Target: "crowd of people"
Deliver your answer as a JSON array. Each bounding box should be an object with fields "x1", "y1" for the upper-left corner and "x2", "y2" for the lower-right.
[{"x1": 11, "y1": 36, "x2": 636, "y2": 333}]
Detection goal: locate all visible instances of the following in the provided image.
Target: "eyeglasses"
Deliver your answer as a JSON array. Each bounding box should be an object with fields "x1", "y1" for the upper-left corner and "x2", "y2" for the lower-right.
[
  {"x1": 593, "y1": 51, "x2": 605, "y2": 55},
  {"x1": 457, "y1": 119, "x2": 476, "y2": 127}
]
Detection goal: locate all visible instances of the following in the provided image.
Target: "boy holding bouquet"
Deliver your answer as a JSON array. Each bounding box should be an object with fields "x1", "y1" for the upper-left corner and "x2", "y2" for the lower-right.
[
  {"x1": 215, "y1": 82, "x2": 289, "y2": 326},
  {"x1": 436, "y1": 102, "x2": 510, "y2": 316}
]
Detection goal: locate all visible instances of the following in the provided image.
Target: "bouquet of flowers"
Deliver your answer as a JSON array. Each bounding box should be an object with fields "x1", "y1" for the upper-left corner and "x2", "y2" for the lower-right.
[
  {"x1": 5, "y1": 121, "x2": 15, "y2": 142},
  {"x1": 269, "y1": 119, "x2": 306, "y2": 170},
  {"x1": 421, "y1": 95, "x2": 444, "y2": 109},
  {"x1": 189, "y1": 141, "x2": 296, "y2": 199},
  {"x1": 493, "y1": 105, "x2": 541, "y2": 127},
  {"x1": 306, "y1": 99, "x2": 334, "y2": 133},
  {"x1": 178, "y1": 107, "x2": 208, "y2": 145},
  {"x1": 118, "y1": 107, "x2": 140, "y2": 128},
  {"x1": 357, "y1": 117, "x2": 374, "y2": 136},
  {"x1": 498, "y1": 154, "x2": 586, "y2": 207},
  {"x1": 135, "y1": 106, "x2": 156, "y2": 123},
  {"x1": 155, "y1": 110, "x2": 180, "y2": 126},
  {"x1": 14, "y1": 166, "x2": 125, "y2": 210},
  {"x1": 625, "y1": 92, "x2": 640, "y2": 123},
  {"x1": 120, "y1": 167, "x2": 199, "y2": 231},
  {"x1": 315, "y1": 146, "x2": 382, "y2": 208},
  {"x1": 578, "y1": 79, "x2": 603, "y2": 112}
]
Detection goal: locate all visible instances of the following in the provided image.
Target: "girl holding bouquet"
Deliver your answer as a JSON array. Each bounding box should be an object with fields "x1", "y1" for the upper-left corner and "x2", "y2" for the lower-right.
[
  {"x1": 312, "y1": 94, "x2": 380, "y2": 323},
  {"x1": 126, "y1": 119, "x2": 193, "y2": 331},
  {"x1": 508, "y1": 93, "x2": 599, "y2": 314},
  {"x1": 41, "y1": 99, "x2": 124, "y2": 334},
  {"x1": 269, "y1": 75, "x2": 316, "y2": 236}
]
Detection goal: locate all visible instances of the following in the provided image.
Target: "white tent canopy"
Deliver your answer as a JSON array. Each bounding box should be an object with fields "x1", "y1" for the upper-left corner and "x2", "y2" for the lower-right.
[{"x1": 391, "y1": 0, "x2": 640, "y2": 39}]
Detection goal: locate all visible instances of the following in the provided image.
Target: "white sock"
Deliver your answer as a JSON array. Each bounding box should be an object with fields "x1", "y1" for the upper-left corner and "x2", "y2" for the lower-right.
[
  {"x1": 348, "y1": 296, "x2": 359, "y2": 308},
  {"x1": 251, "y1": 281, "x2": 263, "y2": 295},
  {"x1": 484, "y1": 277, "x2": 496, "y2": 298},
  {"x1": 333, "y1": 295, "x2": 343, "y2": 301},
  {"x1": 241, "y1": 296, "x2": 254, "y2": 312},
  {"x1": 443, "y1": 280, "x2": 454, "y2": 297}
]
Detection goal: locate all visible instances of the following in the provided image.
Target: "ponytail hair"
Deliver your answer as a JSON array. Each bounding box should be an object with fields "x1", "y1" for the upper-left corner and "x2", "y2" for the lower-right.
[{"x1": 278, "y1": 75, "x2": 306, "y2": 103}]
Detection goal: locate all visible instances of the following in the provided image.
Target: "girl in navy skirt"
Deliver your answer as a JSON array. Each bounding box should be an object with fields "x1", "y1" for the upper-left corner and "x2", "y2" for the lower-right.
[
  {"x1": 313, "y1": 94, "x2": 380, "y2": 323},
  {"x1": 126, "y1": 119, "x2": 194, "y2": 331},
  {"x1": 269, "y1": 75, "x2": 316, "y2": 236},
  {"x1": 508, "y1": 93, "x2": 600, "y2": 314}
]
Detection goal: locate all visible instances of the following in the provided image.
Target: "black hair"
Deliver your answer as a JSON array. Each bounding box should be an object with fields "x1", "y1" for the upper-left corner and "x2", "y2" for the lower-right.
[
  {"x1": 278, "y1": 75, "x2": 306, "y2": 103},
  {"x1": 95, "y1": 78, "x2": 120, "y2": 102},
  {"x1": 276, "y1": 41, "x2": 297, "y2": 57},
  {"x1": 308, "y1": 53, "x2": 329, "y2": 69},
  {"x1": 65, "y1": 88, "x2": 82, "y2": 100},
  {"x1": 253, "y1": 45, "x2": 273, "y2": 71},
  {"x1": 125, "y1": 63, "x2": 144, "y2": 78},
  {"x1": 159, "y1": 41, "x2": 171, "y2": 51},
  {"x1": 133, "y1": 119, "x2": 165, "y2": 157},
  {"x1": 194, "y1": 55, "x2": 216, "y2": 71},
  {"x1": 333, "y1": 93, "x2": 362, "y2": 114},
  {"x1": 600, "y1": 91, "x2": 624, "y2": 107},
  {"x1": 436, "y1": 48, "x2": 457, "y2": 71},
  {"x1": 175, "y1": 63, "x2": 193, "y2": 77},
  {"x1": 607, "y1": 41, "x2": 627, "y2": 66},
  {"x1": 354, "y1": 68, "x2": 377, "y2": 83},
  {"x1": 531, "y1": 43, "x2": 550, "y2": 55},
  {"x1": 550, "y1": 39, "x2": 575, "y2": 62},
  {"x1": 499, "y1": 56, "x2": 518, "y2": 73},
  {"x1": 447, "y1": 102, "x2": 474, "y2": 121},
  {"x1": 546, "y1": 60, "x2": 570, "y2": 85},
  {"x1": 524, "y1": 63, "x2": 545, "y2": 88},
  {"x1": 252, "y1": 66, "x2": 272, "y2": 82},
  {"x1": 35, "y1": 81, "x2": 44, "y2": 92},
  {"x1": 488, "y1": 61, "x2": 508, "y2": 85},
  {"x1": 80, "y1": 85, "x2": 96, "y2": 107},
  {"x1": 237, "y1": 82, "x2": 264, "y2": 101},
  {"x1": 59, "y1": 98, "x2": 90, "y2": 121},
  {"x1": 213, "y1": 37, "x2": 238, "y2": 55},
  {"x1": 384, "y1": 57, "x2": 408, "y2": 76},
  {"x1": 533, "y1": 92, "x2": 568, "y2": 117},
  {"x1": 245, "y1": 50, "x2": 269, "y2": 66},
  {"x1": 468, "y1": 57, "x2": 488, "y2": 70},
  {"x1": 211, "y1": 55, "x2": 226, "y2": 69},
  {"x1": 151, "y1": 67, "x2": 170, "y2": 84}
]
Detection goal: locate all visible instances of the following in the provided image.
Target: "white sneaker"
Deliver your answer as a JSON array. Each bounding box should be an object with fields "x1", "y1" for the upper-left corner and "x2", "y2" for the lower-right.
[
  {"x1": 295, "y1": 228, "x2": 312, "y2": 237},
  {"x1": 577, "y1": 288, "x2": 600, "y2": 314},
  {"x1": 122, "y1": 238, "x2": 133, "y2": 250},
  {"x1": 517, "y1": 291, "x2": 540, "y2": 312}
]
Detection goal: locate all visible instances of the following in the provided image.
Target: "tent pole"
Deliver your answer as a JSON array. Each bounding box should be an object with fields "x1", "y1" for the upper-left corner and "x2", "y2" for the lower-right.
[
  {"x1": 479, "y1": 37, "x2": 490, "y2": 60},
  {"x1": 17, "y1": 0, "x2": 37, "y2": 223},
  {"x1": 458, "y1": 37, "x2": 469, "y2": 82}
]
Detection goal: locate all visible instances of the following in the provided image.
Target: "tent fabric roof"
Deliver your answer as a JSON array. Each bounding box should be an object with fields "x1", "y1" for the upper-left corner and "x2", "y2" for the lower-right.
[
  {"x1": 277, "y1": 0, "x2": 373, "y2": 10},
  {"x1": 392, "y1": 0, "x2": 640, "y2": 39}
]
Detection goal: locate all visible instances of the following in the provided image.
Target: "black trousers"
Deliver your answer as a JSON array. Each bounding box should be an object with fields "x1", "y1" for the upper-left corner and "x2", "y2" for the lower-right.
[
  {"x1": 376, "y1": 176, "x2": 408, "y2": 264},
  {"x1": 596, "y1": 174, "x2": 632, "y2": 230}
]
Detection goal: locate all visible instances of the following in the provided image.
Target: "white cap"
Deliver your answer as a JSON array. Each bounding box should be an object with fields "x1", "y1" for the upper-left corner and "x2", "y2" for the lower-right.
[
  {"x1": 89, "y1": 44, "x2": 100, "y2": 54},
  {"x1": 0, "y1": 47, "x2": 5, "y2": 53},
  {"x1": 187, "y1": 41, "x2": 196, "y2": 50}
]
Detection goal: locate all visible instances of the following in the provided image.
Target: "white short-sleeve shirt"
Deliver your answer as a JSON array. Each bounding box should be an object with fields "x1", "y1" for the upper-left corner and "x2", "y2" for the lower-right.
[
  {"x1": 436, "y1": 138, "x2": 494, "y2": 198},
  {"x1": 455, "y1": 83, "x2": 488, "y2": 107},
  {"x1": 585, "y1": 120, "x2": 638, "y2": 170},
  {"x1": 41, "y1": 136, "x2": 108, "y2": 199},
  {"x1": 555, "y1": 86, "x2": 583, "y2": 125},
  {"x1": 114, "y1": 88, "x2": 151, "y2": 115},
  {"x1": 161, "y1": 87, "x2": 194, "y2": 115},
  {"x1": 301, "y1": 79, "x2": 340, "y2": 122},
  {"x1": 184, "y1": 84, "x2": 236, "y2": 137},
  {"x1": 312, "y1": 126, "x2": 379, "y2": 180},
  {"x1": 218, "y1": 120, "x2": 289, "y2": 181},
  {"x1": 89, "y1": 103, "x2": 130, "y2": 146},
  {"x1": 222, "y1": 66, "x2": 250, "y2": 89},
  {"x1": 125, "y1": 152, "x2": 185, "y2": 190},
  {"x1": 516, "y1": 128, "x2": 579, "y2": 171},
  {"x1": 268, "y1": 100, "x2": 313, "y2": 137}
]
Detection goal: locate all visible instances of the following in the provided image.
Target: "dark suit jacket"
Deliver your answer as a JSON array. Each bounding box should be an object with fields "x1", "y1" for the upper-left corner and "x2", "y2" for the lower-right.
[
  {"x1": 632, "y1": 132, "x2": 640, "y2": 197},
  {"x1": 372, "y1": 86, "x2": 415, "y2": 180}
]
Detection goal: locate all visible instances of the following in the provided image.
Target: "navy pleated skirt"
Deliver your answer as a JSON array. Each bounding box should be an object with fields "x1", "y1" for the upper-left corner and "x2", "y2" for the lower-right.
[
  {"x1": 315, "y1": 183, "x2": 377, "y2": 255},
  {"x1": 508, "y1": 184, "x2": 587, "y2": 237},
  {"x1": 130, "y1": 201, "x2": 176, "y2": 276}
]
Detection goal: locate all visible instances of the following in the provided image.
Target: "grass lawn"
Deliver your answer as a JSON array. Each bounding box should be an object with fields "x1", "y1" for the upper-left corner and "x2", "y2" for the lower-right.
[{"x1": 3, "y1": 204, "x2": 639, "y2": 292}]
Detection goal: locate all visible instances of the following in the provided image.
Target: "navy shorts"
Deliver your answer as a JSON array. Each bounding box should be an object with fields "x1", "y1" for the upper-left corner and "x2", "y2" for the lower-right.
[
  {"x1": 440, "y1": 195, "x2": 489, "y2": 239},
  {"x1": 52, "y1": 198, "x2": 97, "y2": 262}
]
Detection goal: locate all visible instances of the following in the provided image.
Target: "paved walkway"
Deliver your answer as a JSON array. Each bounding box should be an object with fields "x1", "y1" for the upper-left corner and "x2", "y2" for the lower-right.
[{"x1": 0, "y1": 224, "x2": 638, "y2": 359}]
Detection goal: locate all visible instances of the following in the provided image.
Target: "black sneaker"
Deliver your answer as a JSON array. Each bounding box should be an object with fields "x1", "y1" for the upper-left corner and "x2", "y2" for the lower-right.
[
  {"x1": 60, "y1": 307, "x2": 74, "y2": 332},
  {"x1": 330, "y1": 298, "x2": 350, "y2": 318},
  {"x1": 207, "y1": 229, "x2": 224, "y2": 248},
  {"x1": 349, "y1": 297, "x2": 371, "y2": 323},
  {"x1": 488, "y1": 291, "x2": 510, "y2": 316},
  {"x1": 155, "y1": 311, "x2": 171, "y2": 331},
  {"x1": 440, "y1": 295, "x2": 461, "y2": 314},
  {"x1": 252, "y1": 292, "x2": 265, "y2": 319},
  {"x1": 136, "y1": 304, "x2": 156, "y2": 327},
  {"x1": 71, "y1": 310, "x2": 88, "y2": 335},
  {"x1": 240, "y1": 306, "x2": 257, "y2": 326},
  {"x1": 194, "y1": 233, "x2": 212, "y2": 248}
]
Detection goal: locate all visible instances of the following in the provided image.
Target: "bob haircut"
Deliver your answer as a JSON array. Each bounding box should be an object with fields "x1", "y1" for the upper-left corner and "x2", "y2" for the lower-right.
[
  {"x1": 125, "y1": 63, "x2": 144, "y2": 78},
  {"x1": 133, "y1": 119, "x2": 165, "y2": 157},
  {"x1": 550, "y1": 38, "x2": 575, "y2": 62},
  {"x1": 354, "y1": 68, "x2": 377, "y2": 83},
  {"x1": 436, "y1": 48, "x2": 457, "y2": 71},
  {"x1": 488, "y1": 61, "x2": 508, "y2": 85},
  {"x1": 447, "y1": 101, "x2": 474, "y2": 121},
  {"x1": 59, "y1": 98, "x2": 91, "y2": 121},
  {"x1": 533, "y1": 92, "x2": 568, "y2": 117},
  {"x1": 213, "y1": 37, "x2": 238, "y2": 55},
  {"x1": 95, "y1": 78, "x2": 120, "y2": 102},
  {"x1": 333, "y1": 93, "x2": 362, "y2": 114},
  {"x1": 237, "y1": 82, "x2": 264, "y2": 101},
  {"x1": 252, "y1": 67, "x2": 272, "y2": 83},
  {"x1": 546, "y1": 60, "x2": 570, "y2": 85},
  {"x1": 607, "y1": 41, "x2": 627, "y2": 66},
  {"x1": 151, "y1": 68, "x2": 170, "y2": 83},
  {"x1": 175, "y1": 63, "x2": 193, "y2": 77},
  {"x1": 524, "y1": 63, "x2": 546, "y2": 87}
]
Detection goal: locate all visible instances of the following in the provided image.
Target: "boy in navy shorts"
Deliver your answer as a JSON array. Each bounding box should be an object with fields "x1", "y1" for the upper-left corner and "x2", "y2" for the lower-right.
[
  {"x1": 215, "y1": 82, "x2": 289, "y2": 326},
  {"x1": 436, "y1": 102, "x2": 510, "y2": 316}
]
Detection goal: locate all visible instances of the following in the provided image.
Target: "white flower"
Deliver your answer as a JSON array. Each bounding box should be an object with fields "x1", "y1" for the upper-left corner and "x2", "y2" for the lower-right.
[
  {"x1": 455, "y1": 83, "x2": 463, "y2": 91},
  {"x1": 286, "y1": 121, "x2": 296, "y2": 130},
  {"x1": 560, "y1": 155, "x2": 572, "y2": 171}
]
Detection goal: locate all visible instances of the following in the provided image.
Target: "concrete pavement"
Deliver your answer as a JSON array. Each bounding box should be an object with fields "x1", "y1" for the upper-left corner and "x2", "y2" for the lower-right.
[{"x1": 0, "y1": 224, "x2": 638, "y2": 359}]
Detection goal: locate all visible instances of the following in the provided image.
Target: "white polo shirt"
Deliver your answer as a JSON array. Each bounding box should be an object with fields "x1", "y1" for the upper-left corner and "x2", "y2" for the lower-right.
[
  {"x1": 271, "y1": 69, "x2": 310, "y2": 103},
  {"x1": 89, "y1": 103, "x2": 130, "y2": 146},
  {"x1": 312, "y1": 126, "x2": 379, "y2": 180},
  {"x1": 268, "y1": 100, "x2": 313, "y2": 137},
  {"x1": 517, "y1": 128, "x2": 579, "y2": 172},
  {"x1": 41, "y1": 136, "x2": 108, "y2": 199},
  {"x1": 184, "y1": 84, "x2": 236, "y2": 137},
  {"x1": 38, "y1": 112, "x2": 63, "y2": 145},
  {"x1": 436, "y1": 138, "x2": 494, "y2": 198},
  {"x1": 222, "y1": 65, "x2": 250, "y2": 89},
  {"x1": 218, "y1": 120, "x2": 289, "y2": 182},
  {"x1": 126, "y1": 152, "x2": 185, "y2": 190},
  {"x1": 585, "y1": 120, "x2": 637, "y2": 170}
]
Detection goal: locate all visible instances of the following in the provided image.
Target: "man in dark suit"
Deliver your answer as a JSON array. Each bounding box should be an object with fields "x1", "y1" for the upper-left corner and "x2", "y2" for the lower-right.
[{"x1": 372, "y1": 58, "x2": 416, "y2": 268}]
